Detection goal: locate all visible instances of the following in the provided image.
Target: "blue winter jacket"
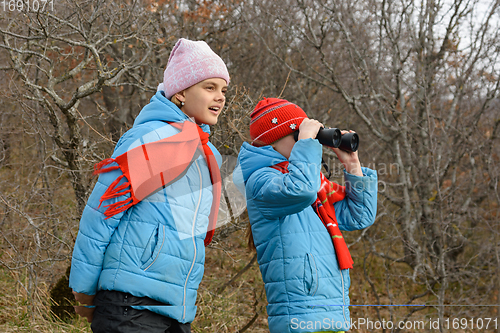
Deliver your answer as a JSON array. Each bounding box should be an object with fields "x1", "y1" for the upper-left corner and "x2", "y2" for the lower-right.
[
  {"x1": 69, "y1": 91, "x2": 221, "y2": 323},
  {"x1": 235, "y1": 139, "x2": 377, "y2": 332}
]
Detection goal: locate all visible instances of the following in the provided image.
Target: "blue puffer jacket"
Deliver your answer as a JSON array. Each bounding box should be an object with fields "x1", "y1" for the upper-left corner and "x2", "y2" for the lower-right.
[
  {"x1": 69, "y1": 91, "x2": 221, "y2": 323},
  {"x1": 235, "y1": 139, "x2": 377, "y2": 332}
]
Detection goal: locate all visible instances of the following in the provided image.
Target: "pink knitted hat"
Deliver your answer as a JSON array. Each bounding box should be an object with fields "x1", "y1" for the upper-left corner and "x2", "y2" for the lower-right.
[{"x1": 163, "y1": 38, "x2": 230, "y2": 99}]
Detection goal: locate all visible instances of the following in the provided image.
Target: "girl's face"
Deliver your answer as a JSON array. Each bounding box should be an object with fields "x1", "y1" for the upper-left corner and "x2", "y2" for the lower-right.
[{"x1": 175, "y1": 78, "x2": 228, "y2": 125}]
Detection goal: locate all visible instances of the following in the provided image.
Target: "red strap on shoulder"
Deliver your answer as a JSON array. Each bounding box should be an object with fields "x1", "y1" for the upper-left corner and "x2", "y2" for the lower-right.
[{"x1": 270, "y1": 161, "x2": 289, "y2": 173}]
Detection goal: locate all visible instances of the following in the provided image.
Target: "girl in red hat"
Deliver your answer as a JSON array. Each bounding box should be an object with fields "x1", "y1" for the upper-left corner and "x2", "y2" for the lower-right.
[{"x1": 234, "y1": 97, "x2": 378, "y2": 333}]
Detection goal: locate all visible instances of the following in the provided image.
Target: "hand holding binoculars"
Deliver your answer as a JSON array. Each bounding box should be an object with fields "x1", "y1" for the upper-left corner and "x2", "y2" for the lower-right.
[{"x1": 293, "y1": 127, "x2": 359, "y2": 152}]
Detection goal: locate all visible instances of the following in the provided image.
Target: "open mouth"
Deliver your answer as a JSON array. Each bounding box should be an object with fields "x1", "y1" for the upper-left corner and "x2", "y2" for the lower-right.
[{"x1": 209, "y1": 106, "x2": 220, "y2": 114}]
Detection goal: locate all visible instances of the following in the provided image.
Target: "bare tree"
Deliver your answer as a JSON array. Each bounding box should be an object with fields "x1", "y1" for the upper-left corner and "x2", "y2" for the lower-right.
[
  {"x1": 0, "y1": 0, "x2": 264, "y2": 330},
  {"x1": 0, "y1": 0, "x2": 164, "y2": 212},
  {"x1": 3, "y1": 0, "x2": 498, "y2": 331},
  {"x1": 0, "y1": 0, "x2": 167, "y2": 322},
  {"x1": 243, "y1": 0, "x2": 500, "y2": 331}
]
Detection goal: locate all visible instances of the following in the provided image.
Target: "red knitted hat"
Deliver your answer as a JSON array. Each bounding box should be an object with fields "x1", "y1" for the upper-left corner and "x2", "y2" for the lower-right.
[{"x1": 250, "y1": 98, "x2": 308, "y2": 146}]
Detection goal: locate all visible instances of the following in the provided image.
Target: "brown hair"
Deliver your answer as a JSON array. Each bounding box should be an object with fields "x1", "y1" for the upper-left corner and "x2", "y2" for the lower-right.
[
  {"x1": 246, "y1": 222, "x2": 256, "y2": 251},
  {"x1": 170, "y1": 94, "x2": 183, "y2": 109}
]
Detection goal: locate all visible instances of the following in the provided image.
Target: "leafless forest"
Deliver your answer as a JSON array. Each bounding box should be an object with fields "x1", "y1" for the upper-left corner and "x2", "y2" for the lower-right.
[{"x1": 0, "y1": 0, "x2": 499, "y2": 332}]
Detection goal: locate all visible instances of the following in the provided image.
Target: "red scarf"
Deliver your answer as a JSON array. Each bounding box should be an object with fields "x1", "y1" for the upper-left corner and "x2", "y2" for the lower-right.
[
  {"x1": 271, "y1": 161, "x2": 353, "y2": 270},
  {"x1": 93, "y1": 120, "x2": 220, "y2": 246}
]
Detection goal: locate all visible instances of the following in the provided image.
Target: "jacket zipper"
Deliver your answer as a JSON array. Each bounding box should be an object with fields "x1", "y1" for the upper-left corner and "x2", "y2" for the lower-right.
[
  {"x1": 183, "y1": 160, "x2": 203, "y2": 321},
  {"x1": 340, "y1": 269, "x2": 348, "y2": 328}
]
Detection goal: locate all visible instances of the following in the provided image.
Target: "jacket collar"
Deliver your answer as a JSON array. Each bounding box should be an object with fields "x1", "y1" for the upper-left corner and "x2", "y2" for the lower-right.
[{"x1": 133, "y1": 91, "x2": 210, "y2": 134}]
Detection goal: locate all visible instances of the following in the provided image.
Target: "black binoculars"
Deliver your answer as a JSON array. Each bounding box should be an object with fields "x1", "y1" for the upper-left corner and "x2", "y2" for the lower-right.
[{"x1": 293, "y1": 128, "x2": 359, "y2": 152}]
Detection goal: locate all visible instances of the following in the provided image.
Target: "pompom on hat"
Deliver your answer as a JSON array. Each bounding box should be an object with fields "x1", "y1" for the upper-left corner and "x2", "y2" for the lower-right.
[
  {"x1": 162, "y1": 38, "x2": 230, "y2": 99},
  {"x1": 250, "y1": 98, "x2": 308, "y2": 146}
]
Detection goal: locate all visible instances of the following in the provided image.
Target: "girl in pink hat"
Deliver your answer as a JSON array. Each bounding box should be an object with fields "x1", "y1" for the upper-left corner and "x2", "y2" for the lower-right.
[{"x1": 69, "y1": 38, "x2": 229, "y2": 333}]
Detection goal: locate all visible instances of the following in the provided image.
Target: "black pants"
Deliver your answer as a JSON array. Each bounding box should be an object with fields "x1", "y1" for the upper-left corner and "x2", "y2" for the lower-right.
[{"x1": 91, "y1": 290, "x2": 191, "y2": 333}]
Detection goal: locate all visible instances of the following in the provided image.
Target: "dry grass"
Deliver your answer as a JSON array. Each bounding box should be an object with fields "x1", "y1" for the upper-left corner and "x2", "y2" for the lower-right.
[
  {"x1": 0, "y1": 229, "x2": 269, "y2": 333},
  {"x1": 2, "y1": 229, "x2": 497, "y2": 333},
  {"x1": 193, "y1": 229, "x2": 269, "y2": 332},
  {"x1": 0, "y1": 268, "x2": 90, "y2": 332}
]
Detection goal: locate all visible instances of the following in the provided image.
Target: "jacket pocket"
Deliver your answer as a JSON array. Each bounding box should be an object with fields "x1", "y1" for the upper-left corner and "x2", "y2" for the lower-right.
[
  {"x1": 140, "y1": 224, "x2": 166, "y2": 271},
  {"x1": 303, "y1": 253, "x2": 319, "y2": 296}
]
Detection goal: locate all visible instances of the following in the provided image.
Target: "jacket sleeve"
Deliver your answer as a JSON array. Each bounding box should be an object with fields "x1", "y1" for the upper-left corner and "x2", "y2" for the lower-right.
[
  {"x1": 334, "y1": 167, "x2": 378, "y2": 231},
  {"x1": 247, "y1": 139, "x2": 323, "y2": 219},
  {"x1": 69, "y1": 168, "x2": 129, "y2": 295}
]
